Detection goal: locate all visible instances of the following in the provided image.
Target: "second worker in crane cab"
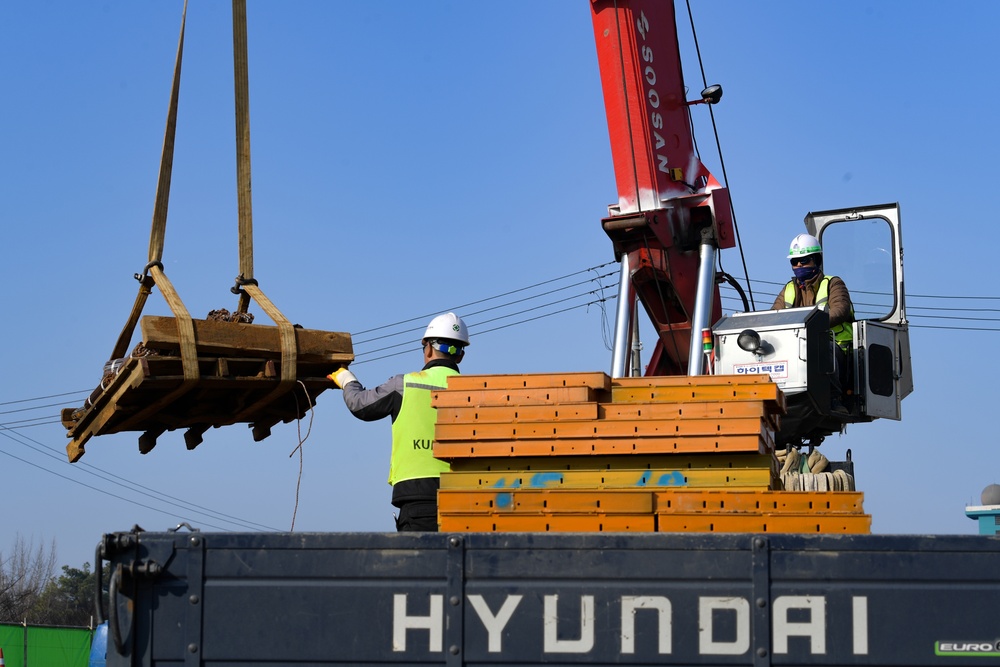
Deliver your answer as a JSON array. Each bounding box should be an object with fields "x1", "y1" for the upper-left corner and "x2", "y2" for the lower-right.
[{"x1": 772, "y1": 234, "x2": 854, "y2": 416}]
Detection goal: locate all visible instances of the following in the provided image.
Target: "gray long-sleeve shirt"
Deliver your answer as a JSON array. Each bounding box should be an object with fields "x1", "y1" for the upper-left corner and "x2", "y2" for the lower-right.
[{"x1": 341, "y1": 358, "x2": 460, "y2": 423}]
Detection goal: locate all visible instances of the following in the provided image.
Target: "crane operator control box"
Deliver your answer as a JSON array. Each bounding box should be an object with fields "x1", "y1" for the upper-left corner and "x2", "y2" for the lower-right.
[{"x1": 713, "y1": 306, "x2": 833, "y2": 406}]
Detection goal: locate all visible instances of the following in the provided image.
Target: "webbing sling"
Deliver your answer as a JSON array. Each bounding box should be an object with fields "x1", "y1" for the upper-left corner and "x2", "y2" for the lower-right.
[
  {"x1": 105, "y1": 1, "x2": 200, "y2": 440},
  {"x1": 228, "y1": 0, "x2": 298, "y2": 423}
]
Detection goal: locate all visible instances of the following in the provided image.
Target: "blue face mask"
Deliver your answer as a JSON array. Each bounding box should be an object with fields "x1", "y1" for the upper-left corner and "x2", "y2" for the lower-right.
[{"x1": 793, "y1": 265, "x2": 819, "y2": 283}]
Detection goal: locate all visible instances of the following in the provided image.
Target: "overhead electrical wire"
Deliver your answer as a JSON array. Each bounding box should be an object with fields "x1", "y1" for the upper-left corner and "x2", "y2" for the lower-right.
[
  {"x1": 9, "y1": 263, "x2": 1000, "y2": 432},
  {"x1": 0, "y1": 390, "x2": 91, "y2": 407},
  {"x1": 719, "y1": 279, "x2": 1000, "y2": 330},
  {"x1": 0, "y1": 433, "x2": 272, "y2": 533},
  {"x1": 4, "y1": 261, "x2": 998, "y2": 533},
  {"x1": 683, "y1": 0, "x2": 756, "y2": 311},
  {"x1": 352, "y1": 262, "x2": 617, "y2": 339},
  {"x1": 0, "y1": 262, "x2": 622, "y2": 534},
  {"x1": 0, "y1": 427, "x2": 280, "y2": 532},
  {"x1": 352, "y1": 268, "x2": 617, "y2": 348}
]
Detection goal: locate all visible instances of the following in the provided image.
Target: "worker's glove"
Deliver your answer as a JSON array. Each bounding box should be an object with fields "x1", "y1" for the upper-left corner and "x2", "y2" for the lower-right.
[{"x1": 328, "y1": 367, "x2": 359, "y2": 389}]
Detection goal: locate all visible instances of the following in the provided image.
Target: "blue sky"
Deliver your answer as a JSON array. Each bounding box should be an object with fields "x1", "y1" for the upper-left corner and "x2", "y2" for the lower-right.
[{"x1": 2, "y1": 1, "x2": 999, "y2": 569}]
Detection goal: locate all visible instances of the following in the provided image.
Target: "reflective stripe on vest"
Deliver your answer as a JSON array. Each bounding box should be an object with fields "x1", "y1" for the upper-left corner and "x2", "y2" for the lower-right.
[
  {"x1": 783, "y1": 277, "x2": 854, "y2": 349},
  {"x1": 389, "y1": 365, "x2": 456, "y2": 485}
]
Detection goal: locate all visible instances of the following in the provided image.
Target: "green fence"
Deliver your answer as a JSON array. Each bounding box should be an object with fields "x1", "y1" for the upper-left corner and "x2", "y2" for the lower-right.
[{"x1": 0, "y1": 623, "x2": 93, "y2": 667}]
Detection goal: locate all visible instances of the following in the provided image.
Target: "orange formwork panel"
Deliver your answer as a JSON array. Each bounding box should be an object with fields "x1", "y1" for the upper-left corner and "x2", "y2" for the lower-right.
[
  {"x1": 434, "y1": 433, "x2": 774, "y2": 459},
  {"x1": 612, "y1": 374, "x2": 775, "y2": 388},
  {"x1": 610, "y1": 382, "x2": 786, "y2": 408},
  {"x1": 445, "y1": 372, "x2": 612, "y2": 391},
  {"x1": 655, "y1": 513, "x2": 872, "y2": 534},
  {"x1": 447, "y1": 453, "x2": 778, "y2": 473},
  {"x1": 598, "y1": 399, "x2": 782, "y2": 422},
  {"x1": 439, "y1": 467, "x2": 776, "y2": 491},
  {"x1": 654, "y1": 489, "x2": 866, "y2": 514},
  {"x1": 438, "y1": 512, "x2": 656, "y2": 532},
  {"x1": 438, "y1": 489, "x2": 655, "y2": 513},
  {"x1": 431, "y1": 386, "x2": 596, "y2": 408},
  {"x1": 435, "y1": 416, "x2": 772, "y2": 442},
  {"x1": 435, "y1": 402, "x2": 600, "y2": 425}
]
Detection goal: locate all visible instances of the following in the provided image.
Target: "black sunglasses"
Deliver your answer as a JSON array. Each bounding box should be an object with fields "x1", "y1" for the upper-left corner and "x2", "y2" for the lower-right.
[{"x1": 790, "y1": 257, "x2": 816, "y2": 267}]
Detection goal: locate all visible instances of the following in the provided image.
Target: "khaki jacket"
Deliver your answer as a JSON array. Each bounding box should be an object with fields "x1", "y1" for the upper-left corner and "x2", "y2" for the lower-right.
[{"x1": 771, "y1": 272, "x2": 854, "y2": 328}]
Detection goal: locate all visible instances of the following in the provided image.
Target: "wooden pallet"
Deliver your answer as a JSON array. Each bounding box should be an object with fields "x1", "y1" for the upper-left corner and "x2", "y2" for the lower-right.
[{"x1": 61, "y1": 316, "x2": 352, "y2": 462}]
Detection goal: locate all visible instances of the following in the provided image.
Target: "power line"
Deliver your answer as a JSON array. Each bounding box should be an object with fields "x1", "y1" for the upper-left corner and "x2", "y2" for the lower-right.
[
  {"x1": 352, "y1": 270, "x2": 616, "y2": 347},
  {"x1": 352, "y1": 262, "x2": 617, "y2": 338},
  {"x1": 357, "y1": 294, "x2": 617, "y2": 364},
  {"x1": 0, "y1": 390, "x2": 90, "y2": 408},
  {"x1": 4, "y1": 260, "x2": 998, "y2": 533},
  {"x1": 7, "y1": 263, "x2": 1000, "y2": 412},
  {"x1": 0, "y1": 442, "x2": 248, "y2": 533},
  {"x1": 0, "y1": 428, "x2": 281, "y2": 532},
  {"x1": 354, "y1": 285, "x2": 615, "y2": 359}
]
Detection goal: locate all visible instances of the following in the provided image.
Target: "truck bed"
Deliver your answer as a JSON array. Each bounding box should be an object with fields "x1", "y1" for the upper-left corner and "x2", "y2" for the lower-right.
[{"x1": 100, "y1": 530, "x2": 1000, "y2": 666}]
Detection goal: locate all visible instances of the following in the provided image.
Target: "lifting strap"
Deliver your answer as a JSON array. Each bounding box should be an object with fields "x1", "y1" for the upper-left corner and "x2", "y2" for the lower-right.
[
  {"x1": 105, "y1": 0, "x2": 297, "y2": 431},
  {"x1": 107, "y1": 0, "x2": 199, "y2": 415},
  {"x1": 228, "y1": 0, "x2": 298, "y2": 420}
]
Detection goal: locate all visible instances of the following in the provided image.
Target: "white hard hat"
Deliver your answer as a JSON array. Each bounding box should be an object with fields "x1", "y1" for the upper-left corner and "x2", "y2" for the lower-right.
[
  {"x1": 788, "y1": 233, "x2": 822, "y2": 260},
  {"x1": 422, "y1": 312, "x2": 470, "y2": 346}
]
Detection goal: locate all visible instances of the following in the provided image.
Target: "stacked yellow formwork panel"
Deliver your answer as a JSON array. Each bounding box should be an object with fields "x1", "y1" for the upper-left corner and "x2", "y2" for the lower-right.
[{"x1": 432, "y1": 372, "x2": 869, "y2": 533}]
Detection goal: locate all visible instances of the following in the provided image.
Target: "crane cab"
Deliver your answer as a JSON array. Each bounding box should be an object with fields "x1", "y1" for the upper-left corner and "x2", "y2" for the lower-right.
[{"x1": 713, "y1": 203, "x2": 911, "y2": 446}]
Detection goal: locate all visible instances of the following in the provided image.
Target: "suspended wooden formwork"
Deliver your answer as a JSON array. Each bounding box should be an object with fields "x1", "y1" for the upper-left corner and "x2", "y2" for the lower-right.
[
  {"x1": 62, "y1": 315, "x2": 350, "y2": 462},
  {"x1": 62, "y1": 1, "x2": 352, "y2": 462}
]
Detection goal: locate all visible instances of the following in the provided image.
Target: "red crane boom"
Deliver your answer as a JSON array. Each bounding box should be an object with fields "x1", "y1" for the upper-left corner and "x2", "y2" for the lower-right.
[{"x1": 590, "y1": 0, "x2": 735, "y2": 376}]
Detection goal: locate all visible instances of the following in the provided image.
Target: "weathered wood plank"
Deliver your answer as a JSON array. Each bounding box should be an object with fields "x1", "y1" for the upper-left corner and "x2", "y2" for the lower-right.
[
  {"x1": 140, "y1": 315, "x2": 353, "y2": 362},
  {"x1": 63, "y1": 352, "x2": 334, "y2": 462}
]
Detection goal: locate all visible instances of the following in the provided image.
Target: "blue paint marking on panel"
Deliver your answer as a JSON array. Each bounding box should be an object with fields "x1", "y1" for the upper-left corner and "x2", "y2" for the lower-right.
[
  {"x1": 495, "y1": 492, "x2": 514, "y2": 509},
  {"x1": 656, "y1": 471, "x2": 686, "y2": 486},
  {"x1": 529, "y1": 472, "x2": 564, "y2": 488},
  {"x1": 635, "y1": 470, "x2": 653, "y2": 486}
]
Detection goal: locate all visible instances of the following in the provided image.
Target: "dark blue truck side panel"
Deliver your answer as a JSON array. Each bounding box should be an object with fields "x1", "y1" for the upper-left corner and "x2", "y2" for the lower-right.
[{"x1": 99, "y1": 531, "x2": 1000, "y2": 666}]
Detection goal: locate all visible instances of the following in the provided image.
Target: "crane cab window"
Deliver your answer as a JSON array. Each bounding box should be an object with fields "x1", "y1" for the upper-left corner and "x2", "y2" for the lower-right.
[{"x1": 817, "y1": 219, "x2": 897, "y2": 322}]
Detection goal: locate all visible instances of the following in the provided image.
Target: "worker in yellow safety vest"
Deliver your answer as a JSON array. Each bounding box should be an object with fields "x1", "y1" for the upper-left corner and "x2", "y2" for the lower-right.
[
  {"x1": 329, "y1": 313, "x2": 469, "y2": 531},
  {"x1": 771, "y1": 233, "x2": 854, "y2": 415}
]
